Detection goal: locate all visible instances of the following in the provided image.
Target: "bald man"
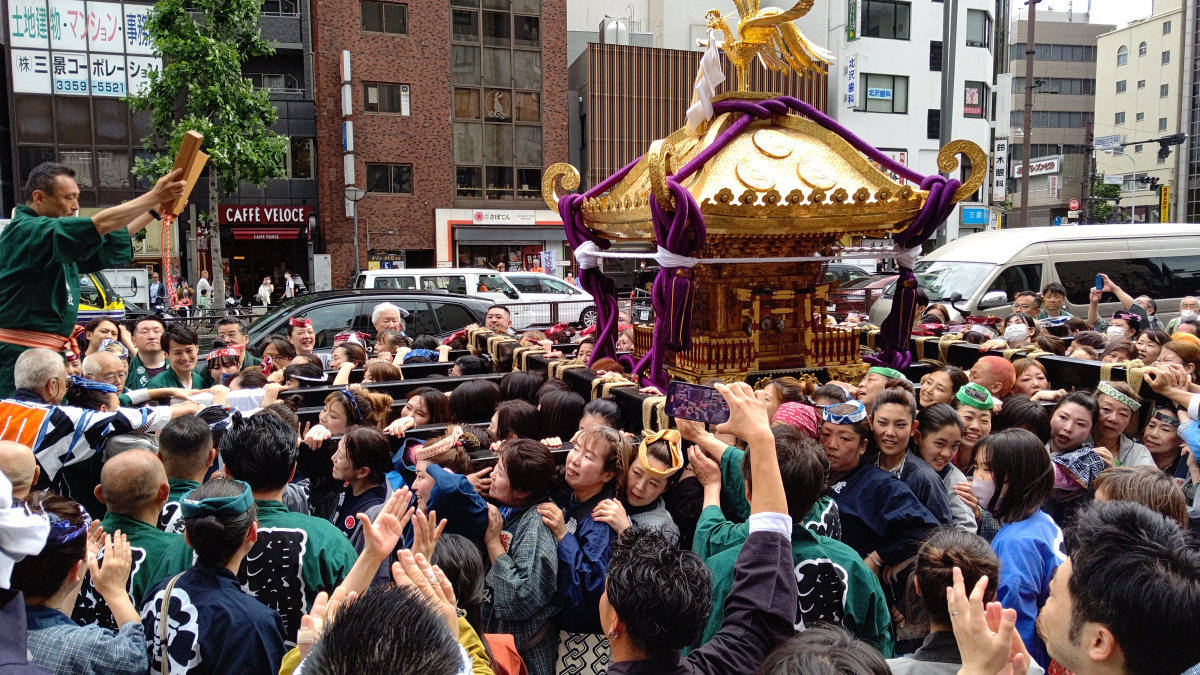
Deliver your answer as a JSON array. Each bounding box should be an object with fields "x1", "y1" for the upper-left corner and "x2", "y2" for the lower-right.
[
  {"x1": 155, "y1": 415, "x2": 214, "y2": 533},
  {"x1": 73, "y1": 449, "x2": 180, "y2": 629},
  {"x1": 0, "y1": 441, "x2": 38, "y2": 500}
]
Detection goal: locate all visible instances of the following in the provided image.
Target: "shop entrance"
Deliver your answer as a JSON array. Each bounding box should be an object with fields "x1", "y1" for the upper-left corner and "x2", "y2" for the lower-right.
[
  {"x1": 458, "y1": 244, "x2": 542, "y2": 271},
  {"x1": 227, "y1": 237, "x2": 308, "y2": 305}
]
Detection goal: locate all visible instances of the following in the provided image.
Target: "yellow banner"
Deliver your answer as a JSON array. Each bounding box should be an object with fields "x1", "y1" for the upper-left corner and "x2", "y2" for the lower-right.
[{"x1": 1161, "y1": 185, "x2": 1170, "y2": 223}]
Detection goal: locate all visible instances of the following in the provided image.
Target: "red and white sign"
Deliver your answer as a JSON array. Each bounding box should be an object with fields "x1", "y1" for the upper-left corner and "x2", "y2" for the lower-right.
[
  {"x1": 1011, "y1": 156, "x2": 1060, "y2": 178},
  {"x1": 1069, "y1": 198, "x2": 1080, "y2": 210},
  {"x1": 471, "y1": 209, "x2": 535, "y2": 225},
  {"x1": 1049, "y1": 175, "x2": 1060, "y2": 199},
  {"x1": 219, "y1": 205, "x2": 313, "y2": 225},
  {"x1": 232, "y1": 228, "x2": 301, "y2": 240}
]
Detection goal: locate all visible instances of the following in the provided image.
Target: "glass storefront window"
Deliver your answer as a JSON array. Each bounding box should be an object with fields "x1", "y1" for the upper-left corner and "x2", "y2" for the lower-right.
[
  {"x1": 516, "y1": 168, "x2": 542, "y2": 199},
  {"x1": 454, "y1": 123, "x2": 483, "y2": 164},
  {"x1": 451, "y1": 45, "x2": 481, "y2": 85},
  {"x1": 486, "y1": 166, "x2": 514, "y2": 199},
  {"x1": 457, "y1": 167, "x2": 483, "y2": 197},
  {"x1": 97, "y1": 150, "x2": 131, "y2": 188}
]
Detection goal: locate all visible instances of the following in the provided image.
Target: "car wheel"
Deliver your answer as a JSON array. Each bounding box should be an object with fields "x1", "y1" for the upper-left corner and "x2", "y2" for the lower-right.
[{"x1": 579, "y1": 306, "x2": 598, "y2": 327}]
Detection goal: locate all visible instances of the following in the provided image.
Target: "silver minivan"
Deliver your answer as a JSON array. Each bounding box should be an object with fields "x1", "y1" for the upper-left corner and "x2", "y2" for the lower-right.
[
  {"x1": 351, "y1": 268, "x2": 520, "y2": 305},
  {"x1": 868, "y1": 224, "x2": 1200, "y2": 325}
]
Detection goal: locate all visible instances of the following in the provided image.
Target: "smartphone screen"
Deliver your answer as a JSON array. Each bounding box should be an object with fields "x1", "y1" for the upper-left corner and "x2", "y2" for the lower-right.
[
  {"x1": 665, "y1": 381, "x2": 731, "y2": 424},
  {"x1": 1095, "y1": 274, "x2": 1103, "y2": 291}
]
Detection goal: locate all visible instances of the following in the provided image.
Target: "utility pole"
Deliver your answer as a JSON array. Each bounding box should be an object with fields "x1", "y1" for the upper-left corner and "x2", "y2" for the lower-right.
[
  {"x1": 1082, "y1": 120, "x2": 1093, "y2": 224},
  {"x1": 937, "y1": 0, "x2": 960, "y2": 244},
  {"x1": 1019, "y1": 0, "x2": 1040, "y2": 228}
]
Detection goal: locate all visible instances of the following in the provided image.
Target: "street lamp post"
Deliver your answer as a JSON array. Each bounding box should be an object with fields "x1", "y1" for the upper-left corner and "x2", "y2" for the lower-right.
[
  {"x1": 1104, "y1": 150, "x2": 1137, "y2": 224},
  {"x1": 344, "y1": 186, "x2": 366, "y2": 274}
]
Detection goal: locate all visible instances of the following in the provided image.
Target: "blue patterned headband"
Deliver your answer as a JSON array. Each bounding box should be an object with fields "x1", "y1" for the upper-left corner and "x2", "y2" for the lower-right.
[
  {"x1": 340, "y1": 388, "x2": 364, "y2": 422},
  {"x1": 68, "y1": 375, "x2": 118, "y2": 394},
  {"x1": 403, "y1": 348, "x2": 438, "y2": 363},
  {"x1": 823, "y1": 400, "x2": 868, "y2": 425}
]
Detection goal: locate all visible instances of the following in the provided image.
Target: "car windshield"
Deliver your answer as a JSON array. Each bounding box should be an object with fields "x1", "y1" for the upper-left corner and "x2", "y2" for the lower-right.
[
  {"x1": 841, "y1": 275, "x2": 893, "y2": 290},
  {"x1": 248, "y1": 294, "x2": 312, "y2": 338},
  {"x1": 882, "y1": 261, "x2": 996, "y2": 301}
]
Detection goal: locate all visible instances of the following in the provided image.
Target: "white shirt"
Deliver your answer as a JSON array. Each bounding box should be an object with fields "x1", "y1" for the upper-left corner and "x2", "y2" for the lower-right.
[{"x1": 195, "y1": 277, "x2": 212, "y2": 295}]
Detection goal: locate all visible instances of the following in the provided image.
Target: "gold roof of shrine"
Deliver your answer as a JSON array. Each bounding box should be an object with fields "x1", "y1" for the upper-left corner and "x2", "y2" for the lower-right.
[{"x1": 543, "y1": 99, "x2": 986, "y2": 242}]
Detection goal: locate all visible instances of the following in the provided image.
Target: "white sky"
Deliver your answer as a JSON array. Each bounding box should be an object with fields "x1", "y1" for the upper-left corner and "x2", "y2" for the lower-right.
[{"x1": 1012, "y1": 0, "x2": 1156, "y2": 29}]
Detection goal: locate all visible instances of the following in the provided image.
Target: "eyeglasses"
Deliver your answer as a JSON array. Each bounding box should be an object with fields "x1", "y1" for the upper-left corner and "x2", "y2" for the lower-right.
[
  {"x1": 1012, "y1": 303, "x2": 1035, "y2": 311},
  {"x1": 96, "y1": 372, "x2": 125, "y2": 384}
]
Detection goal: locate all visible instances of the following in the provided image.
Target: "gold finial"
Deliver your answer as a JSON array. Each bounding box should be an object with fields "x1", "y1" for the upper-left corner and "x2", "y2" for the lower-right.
[{"x1": 700, "y1": 0, "x2": 834, "y2": 92}]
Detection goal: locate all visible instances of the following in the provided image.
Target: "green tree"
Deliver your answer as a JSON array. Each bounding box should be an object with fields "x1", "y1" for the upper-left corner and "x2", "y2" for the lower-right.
[
  {"x1": 130, "y1": 0, "x2": 287, "y2": 305},
  {"x1": 1093, "y1": 178, "x2": 1121, "y2": 223}
]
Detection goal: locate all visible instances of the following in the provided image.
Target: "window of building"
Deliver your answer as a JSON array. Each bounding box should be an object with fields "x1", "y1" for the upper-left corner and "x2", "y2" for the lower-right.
[
  {"x1": 1009, "y1": 43, "x2": 1096, "y2": 62},
  {"x1": 261, "y1": 0, "x2": 299, "y2": 15},
  {"x1": 286, "y1": 137, "x2": 314, "y2": 179},
  {"x1": 451, "y1": 0, "x2": 543, "y2": 201},
  {"x1": 1160, "y1": 117, "x2": 1169, "y2": 131},
  {"x1": 361, "y1": 1, "x2": 408, "y2": 35},
  {"x1": 927, "y1": 109, "x2": 940, "y2": 139},
  {"x1": 364, "y1": 83, "x2": 411, "y2": 115},
  {"x1": 452, "y1": 9, "x2": 479, "y2": 41},
  {"x1": 1135, "y1": 144, "x2": 1143, "y2": 153},
  {"x1": 863, "y1": 0, "x2": 910, "y2": 40},
  {"x1": 1139, "y1": 41, "x2": 1147, "y2": 56},
  {"x1": 1137, "y1": 112, "x2": 1145, "y2": 121},
  {"x1": 246, "y1": 73, "x2": 299, "y2": 92},
  {"x1": 366, "y1": 163, "x2": 414, "y2": 194},
  {"x1": 965, "y1": 10, "x2": 991, "y2": 48},
  {"x1": 1116, "y1": 80, "x2": 1127, "y2": 94},
  {"x1": 1008, "y1": 111, "x2": 1093, "y2": 128},
  {"x1": 1162, "y1": 84, "x2": 1170, "y2": 98},
  {"x1": 855, "y1": 73, "x2": 908, "y2": 113},
  {"x1": 1138, "y1": 79, "x2": 1146, "y2": 89},
  {"x1": 1164, "y1": 20, "x2": 1172, "y2": 35},
  {"x1": 1117, "y1": 45, "x2": 1128, "y2": 65},
  {"x1": 1116, "y1": 111, "x2": 1126, "y2": 125},
  {"x1": 1163, "y1": 50, "x2": 1171, "y2": 64},
  {"x1": 929, "y1": 41, "x2": 942, "y2": 71},
  {"x1": 963, "y1": 81, "x2": 988, "y2": 118}
]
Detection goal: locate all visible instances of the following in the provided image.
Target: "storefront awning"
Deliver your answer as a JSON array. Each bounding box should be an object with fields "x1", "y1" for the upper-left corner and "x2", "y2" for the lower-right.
[
  {"x1": 454, "y1": 227, "x2": 568, "y2": 242},
  {"x1": 233, "y1": 228, "x2": 301, "y2": 240}
]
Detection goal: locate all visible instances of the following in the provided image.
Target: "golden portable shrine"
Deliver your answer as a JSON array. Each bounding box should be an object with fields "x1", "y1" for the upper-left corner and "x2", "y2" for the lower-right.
[{"x1": 541, "y1": 1, "x2": 986, "y2": 387}]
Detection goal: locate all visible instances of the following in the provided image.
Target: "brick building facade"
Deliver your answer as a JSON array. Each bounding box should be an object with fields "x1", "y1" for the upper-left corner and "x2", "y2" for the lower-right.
[{"x1": 313, "y1": 0, "x2": 567, "y2": 285}]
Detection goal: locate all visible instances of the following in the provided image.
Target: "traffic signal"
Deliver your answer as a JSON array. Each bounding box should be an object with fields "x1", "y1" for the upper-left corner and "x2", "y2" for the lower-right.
[{"x1": 1158, "y1": 133, "x2": 1188, "y2": 161}]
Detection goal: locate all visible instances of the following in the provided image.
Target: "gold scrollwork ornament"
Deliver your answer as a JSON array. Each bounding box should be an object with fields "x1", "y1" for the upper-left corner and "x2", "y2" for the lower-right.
[
  {"x1": 937, "y1": 140, "x2": 988, "y2": 203},
  {"x1": 541, "y1": 163, "x2": 581, "y2": 211}
]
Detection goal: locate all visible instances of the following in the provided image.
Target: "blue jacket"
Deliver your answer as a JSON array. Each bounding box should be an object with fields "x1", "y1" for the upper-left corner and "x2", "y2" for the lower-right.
[
  {"x1": 893, "y1": 451, "x2": 955, "y2": 526},
  {"x1": 992, "y1": 510, "x2": 1066, "y2": 670},
  {"x1": 553, "y1": 489, "x2": 616, "y2": 634},
  {"x1": 826, "y1": 458, "x2": 940, "y2": 565},
  {"x1": 386, "y1": 442, "x2": 489, "y2": 548}
]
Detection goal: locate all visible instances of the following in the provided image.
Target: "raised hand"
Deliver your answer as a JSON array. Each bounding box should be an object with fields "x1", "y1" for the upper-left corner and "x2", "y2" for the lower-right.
[
  {"x1": 359, "y1": 486, "x2": 414, "y2": 563},
  {"x1": 304, "y1": 424, "x2": 332, "y2": 450},
  {"x1": 391, "y1": 550, "x2": 460, "y2": 638},
  {"x1": 713, "y1": 382, "x2": 771, "y2": 444},
  {"x1": 688, "y1": 446, "x2": 721, "y2": 488},
  {"x1": 411, "y1": 508, "x2": 447, "y2": 561},
  {"x1": 467, "y1": 466, "x2": 493, "y2": 495},
  {"x1": 948, "y1": 567, "x2": 1028, "y2": 675}
]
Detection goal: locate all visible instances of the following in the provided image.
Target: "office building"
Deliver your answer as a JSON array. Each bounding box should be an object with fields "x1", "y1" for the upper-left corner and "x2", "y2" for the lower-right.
[
  {"x1": 1092, "y1": 0, "x2": 1184, "y2": 223},
  {"x1": 1006, "y1": 11, "x2": 1112, "y2": 227},
  {"x1": 312, "y1": 0, "x2": 569, "y2": 283},
  {"x1": 3, "y1": 0, "x2": 320, "y2": 293}
]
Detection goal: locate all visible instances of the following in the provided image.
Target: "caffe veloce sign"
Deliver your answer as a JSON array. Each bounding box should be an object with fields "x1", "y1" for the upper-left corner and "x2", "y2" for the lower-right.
[{"x1": 218, "y1": 205, "x2": 314, "y2": 225}]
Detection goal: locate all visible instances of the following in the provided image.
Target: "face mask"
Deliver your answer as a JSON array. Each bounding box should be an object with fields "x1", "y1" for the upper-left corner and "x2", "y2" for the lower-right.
[
  {"x1": 1004, "y1": 323, "x2": 1028, "y2": 343},
  {"x1": 971, "y1": 477, "x2": 1002, "y2": 512},
  {"x1": 1182, "y1": 310, "x2": 1197, "y2": 320},
  {"x1": 1107, "y1": 326, "x2": 1128, "y2": 342}
]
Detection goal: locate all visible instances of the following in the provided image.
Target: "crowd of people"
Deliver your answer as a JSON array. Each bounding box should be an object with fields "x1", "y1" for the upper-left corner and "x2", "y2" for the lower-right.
[{"x1": 2, "y1": 165, "x2": 1200, "y2": 675}]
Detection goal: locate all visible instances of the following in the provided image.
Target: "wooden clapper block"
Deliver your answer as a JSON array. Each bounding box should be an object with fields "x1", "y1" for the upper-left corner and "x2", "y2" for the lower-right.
[{"x1": 164, "y1": 130, "x2": 209, "y2": 217}]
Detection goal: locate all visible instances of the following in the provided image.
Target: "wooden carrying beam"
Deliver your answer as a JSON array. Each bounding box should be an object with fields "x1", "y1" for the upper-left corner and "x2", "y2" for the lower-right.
[{"x1": 165, "y1": 130, "x2": 207, "y2": 217}]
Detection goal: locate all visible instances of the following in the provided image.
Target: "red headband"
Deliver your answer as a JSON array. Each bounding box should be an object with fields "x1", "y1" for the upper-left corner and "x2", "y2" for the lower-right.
[
  {"x1": 206, "y1": 347, "x2": 242, "y2": 361},
  {"x1": 334, "y1": 331, "x2": 372, "y2": 345},
  {"x1": 289, "y1": 317, "x2": 312, "y2": 328}
]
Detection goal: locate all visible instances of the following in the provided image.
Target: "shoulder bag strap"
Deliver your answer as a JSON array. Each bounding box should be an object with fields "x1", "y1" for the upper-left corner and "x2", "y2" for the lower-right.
[{"x1": 158, "y1": 573, "x2": 185, "y2": 675}]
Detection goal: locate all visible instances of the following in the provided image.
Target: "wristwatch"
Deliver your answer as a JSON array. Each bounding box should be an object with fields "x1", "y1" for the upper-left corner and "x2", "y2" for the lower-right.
[{"x1": 148, "y1": 209, "x2": 162, "y2": 221}]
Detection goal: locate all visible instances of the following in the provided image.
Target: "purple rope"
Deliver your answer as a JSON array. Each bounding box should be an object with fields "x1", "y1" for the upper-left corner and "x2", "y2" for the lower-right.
[{"x1": 561, "y1": 94, "x2": 965, "y2": 381}]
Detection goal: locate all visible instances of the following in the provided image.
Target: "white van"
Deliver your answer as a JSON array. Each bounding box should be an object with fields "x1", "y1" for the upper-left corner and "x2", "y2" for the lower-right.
[
  {"x1": 867, "y1": 224, "x2": 1200, "y2": 325},
  {"x1": 502, "y1": 271, "x2": 597, "y2": 326},
  {"x1": 350, "y1": 268, "x2": 520, "y2": 305}
]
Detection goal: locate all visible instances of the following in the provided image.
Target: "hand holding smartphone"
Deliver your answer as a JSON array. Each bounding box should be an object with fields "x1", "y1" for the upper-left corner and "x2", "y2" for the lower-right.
[
  {"x1": 1095, "y1": 274, "x2": 1103, "y2": 291},
  {"x1": 665, "y1": 381, "x2": 731, "y2": 424}
]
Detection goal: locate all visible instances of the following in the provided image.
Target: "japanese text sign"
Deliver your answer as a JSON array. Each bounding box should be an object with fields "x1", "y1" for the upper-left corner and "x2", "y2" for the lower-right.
[{"x1": 9, "y1": 0, "x2": 50, "y2": 48}]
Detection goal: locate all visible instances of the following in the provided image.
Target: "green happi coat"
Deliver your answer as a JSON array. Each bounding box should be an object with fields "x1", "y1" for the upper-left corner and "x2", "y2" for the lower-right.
[
  {"x1": 693, "y1": 445, "x2": 893, "y2": 656},
  {"x1": 72, "y1": 511, "x2": 182, "y2": 630},
  {"x1": 158, "y1": 478, "x2": 200, "y2": 533},
  {"x1": 147, "y1": 499, "x2": 358, "y2": 645},
  {"x1": 125, "y1": 353, "x2": 167, "y2": 391},
  {"x1": 0, "y1": 205, "x2": 133, "y2": 396},
  {"x1": 146, "y1": 367, "x2": 205, "y2": 391}
]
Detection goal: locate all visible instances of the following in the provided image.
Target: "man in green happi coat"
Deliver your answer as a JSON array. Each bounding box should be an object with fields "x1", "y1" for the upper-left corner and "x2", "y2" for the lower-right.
[
  {"x1": 72, "y1": 450, "x2": 182, "y2": 629},
  {"x1": 0, "y1": 162, "x2": 186, "y2": 397}
]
